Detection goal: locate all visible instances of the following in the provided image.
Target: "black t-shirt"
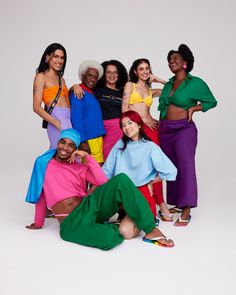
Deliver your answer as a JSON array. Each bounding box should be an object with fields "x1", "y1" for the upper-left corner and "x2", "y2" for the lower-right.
[{"x1": 94, "y1": 87, "x2": 123, "y2": 120}]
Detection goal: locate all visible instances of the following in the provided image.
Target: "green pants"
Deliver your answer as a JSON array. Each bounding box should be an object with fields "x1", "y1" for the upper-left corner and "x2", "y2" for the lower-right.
[{"x1": 60, "y1": 173, "x2": 156, "y2": 250}]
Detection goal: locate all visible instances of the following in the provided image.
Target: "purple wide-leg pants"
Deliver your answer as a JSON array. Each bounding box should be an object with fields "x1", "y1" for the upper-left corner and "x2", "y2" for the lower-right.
[
  {"x1": 47, "y1": 106, "x2": 72, "y2": 149},
  {"x1": 159, "y1": 119, "x2": 198, "y2": 208}
]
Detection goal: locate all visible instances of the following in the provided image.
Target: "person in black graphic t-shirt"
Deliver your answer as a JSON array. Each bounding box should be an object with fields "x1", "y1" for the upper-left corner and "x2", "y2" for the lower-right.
[{"x1": 94, "y1": 60, "x2": 128, "y2": 160}]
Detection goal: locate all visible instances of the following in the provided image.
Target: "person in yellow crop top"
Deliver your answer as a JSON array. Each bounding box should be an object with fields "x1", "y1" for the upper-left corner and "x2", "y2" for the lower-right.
[
  {"x1": 122, "y1": 58, "x2": 172, "y2": 222},
  {"x1": 33, "y1": 43, "x2": 83, "y2": 149}
]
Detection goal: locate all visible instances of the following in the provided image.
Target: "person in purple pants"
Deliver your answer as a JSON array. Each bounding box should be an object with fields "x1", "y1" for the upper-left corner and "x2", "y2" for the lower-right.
[
  {"x1": 158, "y1": 44, "x2": 217, "y2": 226},
  {"x1": 33, "y1": 43, "x2": 83, "y2": 149}
]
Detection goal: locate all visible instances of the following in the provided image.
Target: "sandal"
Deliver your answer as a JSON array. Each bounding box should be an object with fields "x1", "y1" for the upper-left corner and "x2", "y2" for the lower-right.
[
  {"x1": 143, "y1": 236, "x2": 174, "y2": 248},
  {"x1": 158, "y1": 210, "x2": 173, "y2": 222},
  {"x1": 174, "y1": 215, "x2": 191, "y2": 226},
  {"x1": 155, "y1": 217, "x2": 160, "y2": 226},
  {"x1": 169, "y1": 207, "x2": 183, "y2": 214}
]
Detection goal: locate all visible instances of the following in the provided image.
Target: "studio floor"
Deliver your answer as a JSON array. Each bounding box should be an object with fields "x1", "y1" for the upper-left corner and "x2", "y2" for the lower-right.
[{"x1": 1, "y1": 171, "x2": 235, "y2": 295}]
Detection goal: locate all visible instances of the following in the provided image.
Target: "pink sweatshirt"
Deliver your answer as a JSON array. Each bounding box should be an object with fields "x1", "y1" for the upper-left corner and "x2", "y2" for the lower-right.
[{"x1": 34, "y1": 155, "x2": 108, "y2": 227}]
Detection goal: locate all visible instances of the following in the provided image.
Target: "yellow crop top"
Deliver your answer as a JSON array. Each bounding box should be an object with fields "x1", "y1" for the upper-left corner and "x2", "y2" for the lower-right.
[
  {"x1": 43, "y1": 86, "x2": 70, "y2": 106},
  {"x1": 129, "y1": 83, "x2": 153, "y2": 107}
]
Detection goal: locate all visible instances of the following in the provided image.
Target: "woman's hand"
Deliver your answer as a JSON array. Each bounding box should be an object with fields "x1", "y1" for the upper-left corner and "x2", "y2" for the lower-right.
[
  {"x1": 54, "y1": 119, "x2": 61, "y2": 130},
  {"x1": 148, "y1": 74, "x2": 167, "y2": 85},
  {"x1": 73, "y1": 84, "x2": 84, "y2": 99},
  {"x1": 143, "y1": 118, "x2": 159, "y2": 130},
  {"x1": 26, "y1": 223, "x2": 42, "y2": 230},
  {"x1": 188, "y1": 105, "x2": 203, "y2": 121},
  {"x1": 147, "y1": 176, "x2": 162, "y2": 195},
  {"x1": 68, "y1": 150, "x2": 89, "y2": 163},
  {"x1": 151, "y1": 176, "x2": 162, "y2": 184},
  {"x1": 147, "y1": 182, "x2": 153, "y2": 196}
]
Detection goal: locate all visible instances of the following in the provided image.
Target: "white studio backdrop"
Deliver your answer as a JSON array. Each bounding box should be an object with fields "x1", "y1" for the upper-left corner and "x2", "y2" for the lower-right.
[{"x1": 0, "y1": 1, "x2": 235, "y2": 294}]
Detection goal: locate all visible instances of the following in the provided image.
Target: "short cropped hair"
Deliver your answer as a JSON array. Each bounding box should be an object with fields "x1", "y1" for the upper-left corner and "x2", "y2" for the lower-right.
[{"x1": 78, "y1": 60, "x2": 104, "y2": 80}]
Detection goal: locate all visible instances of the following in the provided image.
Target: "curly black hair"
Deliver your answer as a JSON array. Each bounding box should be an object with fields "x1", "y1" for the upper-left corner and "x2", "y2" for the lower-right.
[
  {"x1": 95, "y1": 60, "x2": 128, "y2": 90},
  {"x1": 36, "y1": 43, "x2": 67, "y2": 75},
  {"x1": 129, "y1": 58, "x2": 152, "y2": 86},
  {"x1": 167, "y1": 44, "x2": 194, "y2": 73}
]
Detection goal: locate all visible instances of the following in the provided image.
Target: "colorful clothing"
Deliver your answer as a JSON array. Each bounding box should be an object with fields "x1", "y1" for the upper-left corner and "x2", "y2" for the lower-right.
[
  {"x1": 94, "y1": 87, "x2": 123, "y2": 120},
  {"x1": 47, "y1": 106, "x2": 72, "y2": 149},
  {"x1": 70, "y1": 85, "x2": 106, "y2": 142},
  {"x1": 87, "y1": 136, "x2": 104, "y2": 163},
  {"x1": 43, "y1": 85, "x2": 70, "y2": 106},
  {"x1": 158, "y1": 74, "x2": 217, "y2": 119},
  {"x1": 32, "y1": 156, "x2": 107, "y2": 227},
  {"x1": 25, "y1": 149, "x2": 105, "y2": 205},
  {"x1": 158, "y1": 74, "x2": 217, "y2": 209},
  {"x1": 60, "y1": 174, "x2": 156, "y2": 250},
  {"x1": 159, "y1": 119, "x2": 198, "y2": 208},
  {"x1": 137, "y1": 184, "x2": 157, "y2": 216},
  {"x1": 143, "y1": 124, "x2": 160, "y2": 145},
  {"x1": 102, "y1": 139, "x2": 177, "y2": 215},
  {"x1": 103, "y1": 118, "x2": 123, "y2": 161},
  {"x1": 42, "y1": 84, "x2": 72, "y2": 149},
  {"x1": 129, "y1": 83, "x2": 153, "y2": 107},
  {"x1": 25, "y1": 148, "x2": 56, "y2": 204},
  {"x1": 26, "y1": 151, "x2": 157, "y2": 250},
  {"x1": 142, "y1": 124, "x2": 163, "y2": 207},
  {"x1": 128, "y1": 85, "x2": 164, "y2": 207},
  {"x1": 94, "y1": 87, "x2": 123, "y2": 160}
]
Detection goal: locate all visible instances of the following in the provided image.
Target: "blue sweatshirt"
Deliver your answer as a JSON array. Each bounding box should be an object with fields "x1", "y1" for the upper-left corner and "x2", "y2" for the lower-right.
[
  {"x1": 102, "y1": 139, "x2": 177, "y2": 186},
  {"x1": 70, "y1": 90, "x2": 106, "y2": 142}
]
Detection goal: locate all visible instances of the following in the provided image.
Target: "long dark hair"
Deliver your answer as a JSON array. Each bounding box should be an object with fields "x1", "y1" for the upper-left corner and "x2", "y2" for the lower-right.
[
  {"x1": 119, "y1": 110, "x2": 151, "y2": 151},
  {"x1": 129, "y1": 58, "x2": 152, "y2": 87},
  {"x1": 95, "y1": 60, "x2": 128, "y2": 91},
  {"x1": 36, "y1": 43, "x2": 67, "y2": 75}
]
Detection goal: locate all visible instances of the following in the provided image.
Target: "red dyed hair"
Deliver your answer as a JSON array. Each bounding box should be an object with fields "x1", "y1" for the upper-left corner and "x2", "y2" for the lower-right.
[
  {"x1": 120, "y1": 110, "x2": 144, "y2": 128},
  {"x1": 119, "y1": 110, "x2": 150, "y2": 151}
]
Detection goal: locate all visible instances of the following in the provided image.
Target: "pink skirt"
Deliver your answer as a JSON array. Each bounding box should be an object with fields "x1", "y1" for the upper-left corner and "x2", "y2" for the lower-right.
[{"x1": 103, "y1": 118, "x2": 123, "y2": 160}]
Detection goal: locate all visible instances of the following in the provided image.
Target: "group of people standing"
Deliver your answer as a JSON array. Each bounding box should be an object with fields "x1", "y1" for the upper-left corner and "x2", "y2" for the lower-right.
[{"x1": 26, "y1": 42, "x2": 217, "y2": 251}]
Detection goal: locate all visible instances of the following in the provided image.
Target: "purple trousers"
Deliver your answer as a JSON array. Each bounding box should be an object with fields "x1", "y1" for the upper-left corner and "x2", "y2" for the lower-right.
[
  {"x1": 47, "y1": 106, "x2": 72, "y2": 149},
  {"x1": 159, "y1": 119, "x2": 198, "y2": 208}
]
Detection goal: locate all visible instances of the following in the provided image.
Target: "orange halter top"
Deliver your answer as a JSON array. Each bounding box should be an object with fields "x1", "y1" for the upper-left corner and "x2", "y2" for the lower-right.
[{"x1": 43, "y1": 86, "x2": 70, "y2": 107}]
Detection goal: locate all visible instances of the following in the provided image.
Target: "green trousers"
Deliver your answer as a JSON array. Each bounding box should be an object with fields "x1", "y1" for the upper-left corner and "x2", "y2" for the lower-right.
[{"x1": 60, "y1": 173, "x2": 156, "y2": 250}]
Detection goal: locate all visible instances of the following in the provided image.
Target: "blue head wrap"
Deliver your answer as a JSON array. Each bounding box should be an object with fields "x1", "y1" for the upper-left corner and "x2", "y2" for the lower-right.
[
  {"x1": 58, "y1": 128, "x2": 81, "y2": 148},
  {"x1": 25, "y1": 129, "x2": 81, "y2": 204}
]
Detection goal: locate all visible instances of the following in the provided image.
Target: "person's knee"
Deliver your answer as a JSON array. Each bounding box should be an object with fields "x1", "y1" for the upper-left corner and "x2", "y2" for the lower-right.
[
  {"x1": 119, "y1": 223, "x2": 138, "y2": 240},
  {"x1": 115, "y1": 173, "x2": 131, "y2": 184}
]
